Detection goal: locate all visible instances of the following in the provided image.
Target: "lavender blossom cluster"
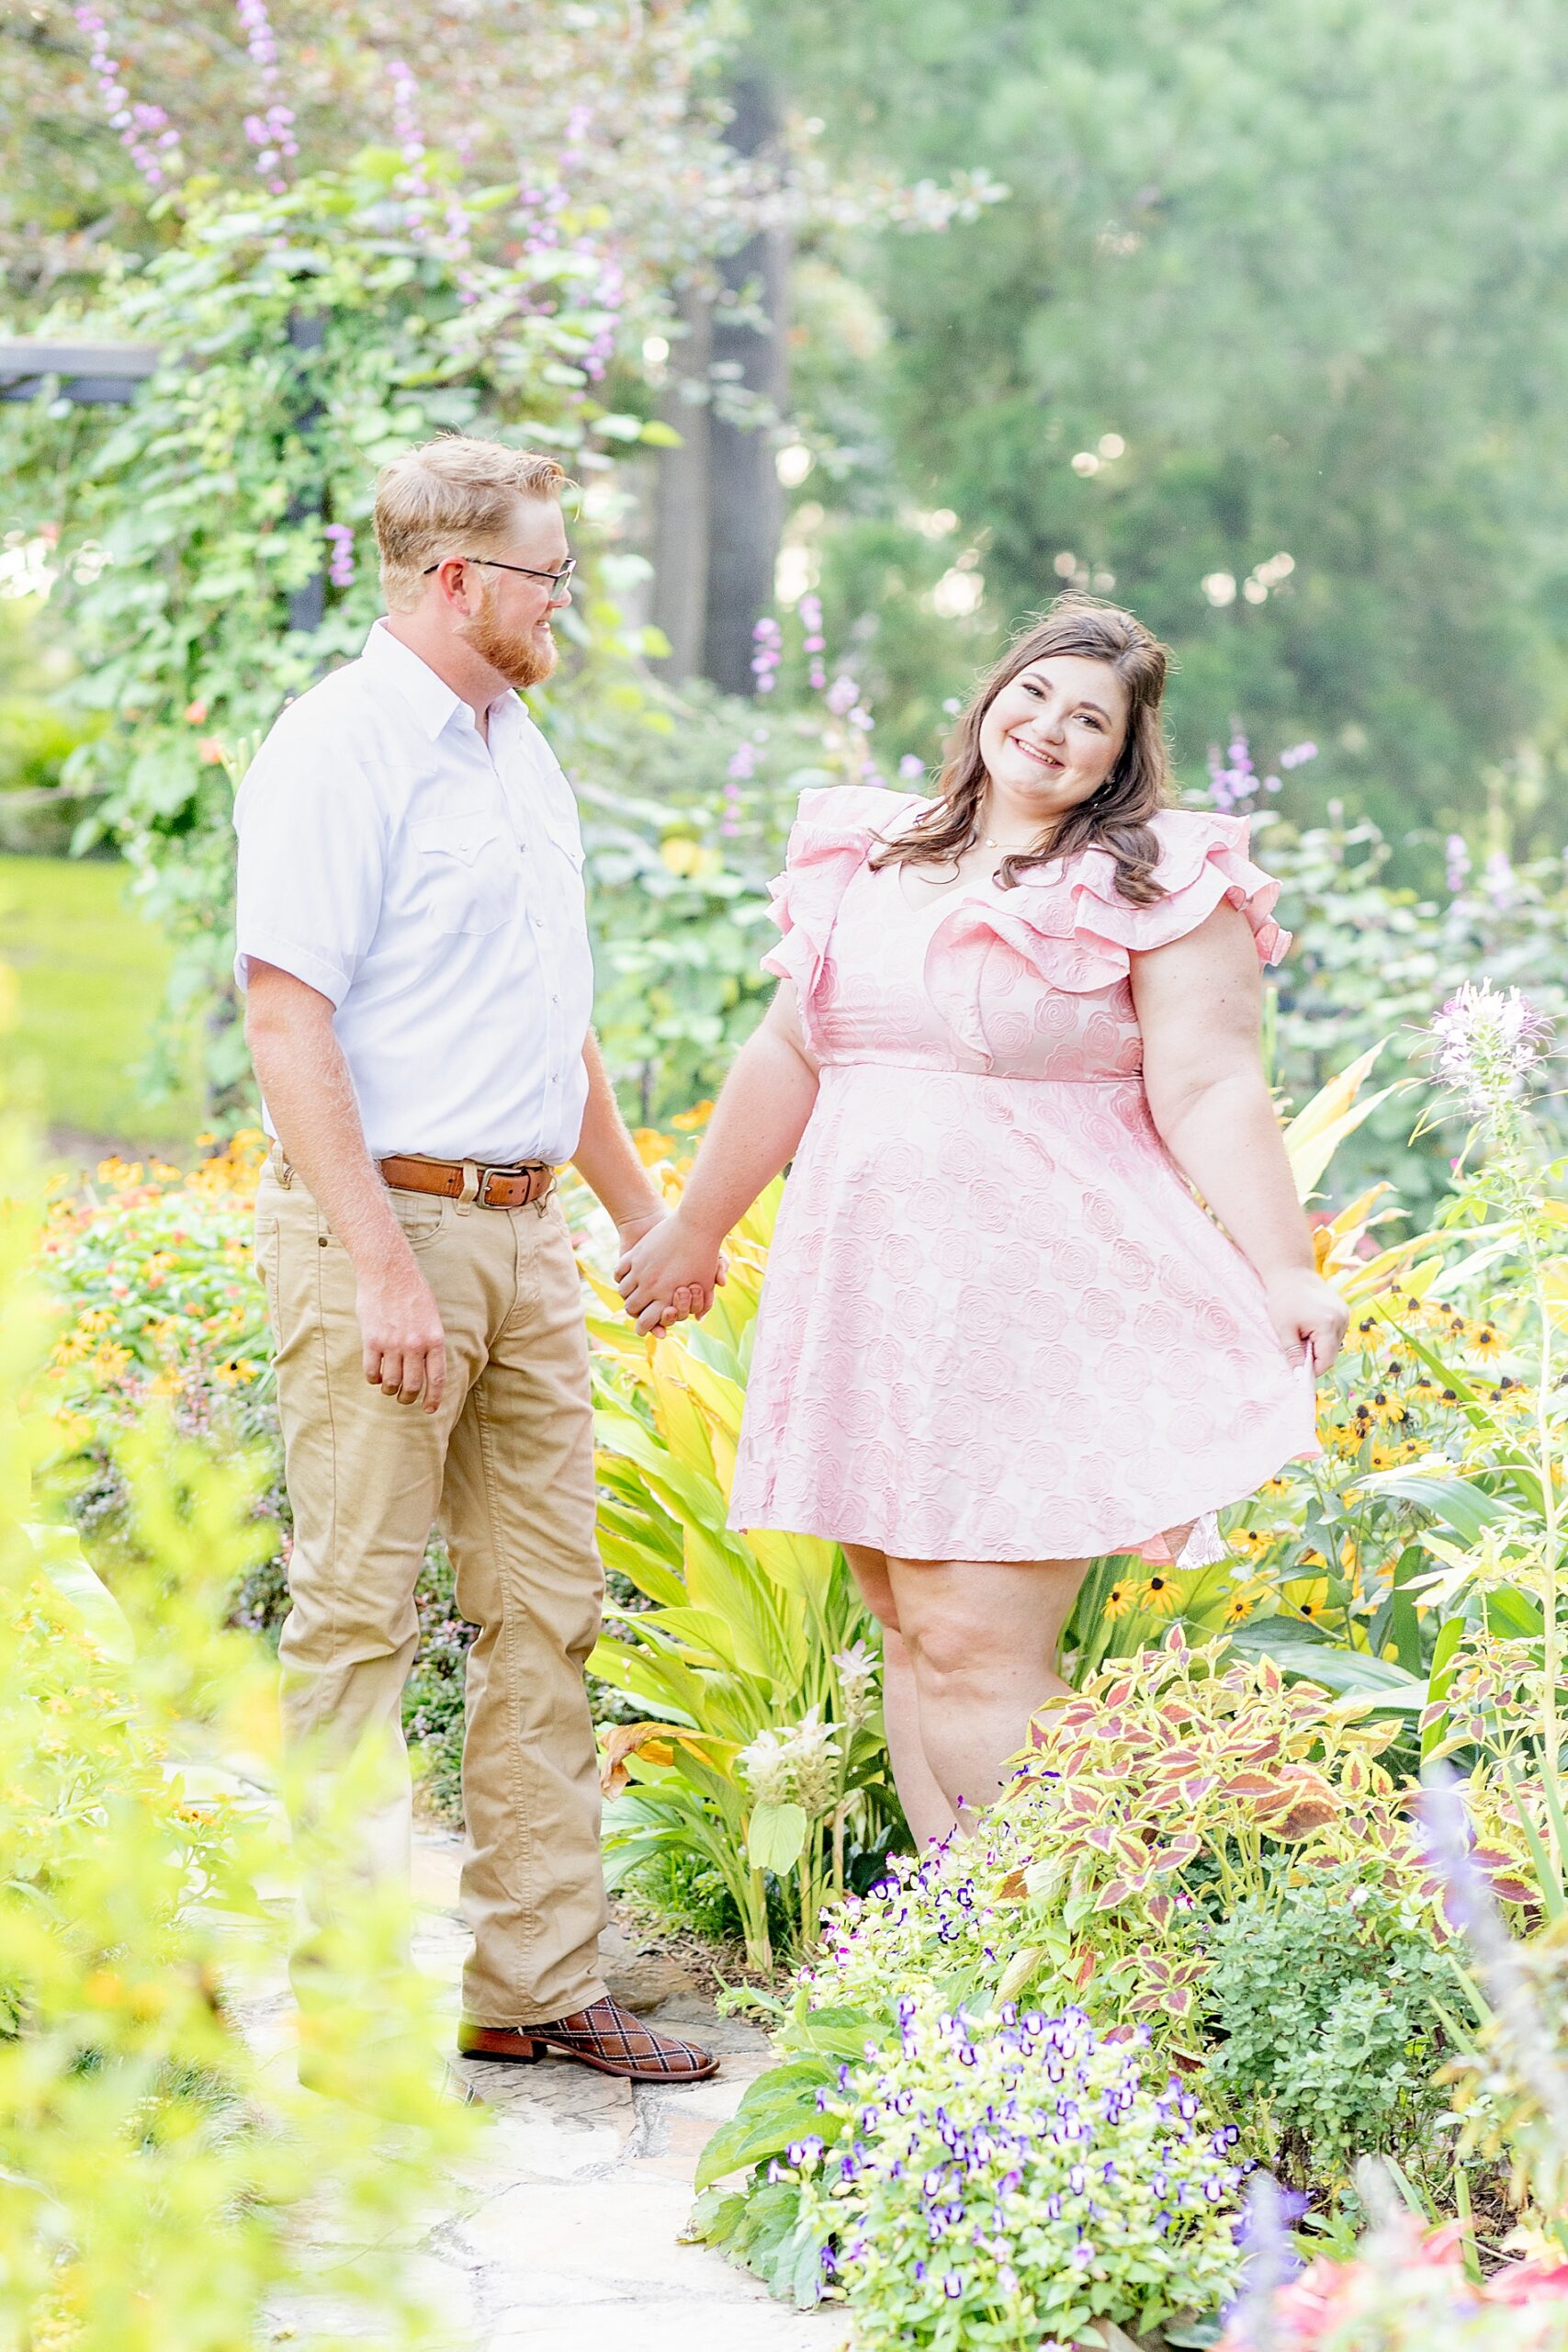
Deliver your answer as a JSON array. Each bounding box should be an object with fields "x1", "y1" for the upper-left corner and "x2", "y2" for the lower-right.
[{"x1": 785, "y1": 1998, "x2": 1247, "y2": 2350}]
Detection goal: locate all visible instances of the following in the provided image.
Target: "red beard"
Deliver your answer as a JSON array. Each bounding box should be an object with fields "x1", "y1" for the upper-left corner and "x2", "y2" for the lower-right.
[{"x1": 459, "y1": 600, "x2": 558, "y2": 690}]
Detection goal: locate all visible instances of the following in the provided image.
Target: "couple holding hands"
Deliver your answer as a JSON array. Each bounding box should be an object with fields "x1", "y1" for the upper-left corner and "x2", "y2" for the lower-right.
[{"x1": 236, "y1": 435, "x2": 1344, "y2": 2088}]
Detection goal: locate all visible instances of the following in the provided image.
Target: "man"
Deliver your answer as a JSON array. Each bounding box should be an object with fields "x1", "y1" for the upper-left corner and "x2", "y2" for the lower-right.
[{"x1": 237, "y1": 435, "x2": 716, "y2": 2081}]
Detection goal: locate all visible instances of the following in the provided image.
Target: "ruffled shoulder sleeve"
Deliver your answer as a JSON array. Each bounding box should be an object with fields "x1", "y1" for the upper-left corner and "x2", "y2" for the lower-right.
[
  {"x1": 761, "y1": 785, "x2": 926, "y2": 1035},
  {"x1": 922, "y1": 808, "x2": 1289, "y2": 1063},
  {"x1": 1066, "y1": 808, "x2": 1290, "y2": 968}
]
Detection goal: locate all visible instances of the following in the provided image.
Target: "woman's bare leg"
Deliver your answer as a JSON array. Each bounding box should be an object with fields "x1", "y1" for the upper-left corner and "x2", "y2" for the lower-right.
[
  {"x1": 885, "y1": 1555, "x2": 1089, "y2": 1824},
  {"x1": 840, "y1": 1542, "x2": 957, "y2": 1851}
]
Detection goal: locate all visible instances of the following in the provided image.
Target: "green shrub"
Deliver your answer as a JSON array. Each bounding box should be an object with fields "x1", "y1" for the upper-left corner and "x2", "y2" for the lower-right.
[
  {"x1": 1203, "y1": 1871, "x2": 1457, "y2": 2194},
  {"x1": 583, "y1": 1157, "x2": 899, "y2": 1970},
  {"x1": 0, "y1": 1055, "x2": 475, "y2": 2350}
]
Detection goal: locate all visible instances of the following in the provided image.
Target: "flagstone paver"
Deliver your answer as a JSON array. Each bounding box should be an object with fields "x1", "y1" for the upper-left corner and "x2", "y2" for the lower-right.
[{"x1": 411, "y1": 1827, "x2": 852, "y2": 2350}]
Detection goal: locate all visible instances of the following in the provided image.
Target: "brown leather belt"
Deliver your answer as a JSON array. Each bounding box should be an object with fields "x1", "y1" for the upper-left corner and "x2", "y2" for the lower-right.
[{"x1": 378, "y1": 1153, "x2": 556, "y2": 1211}]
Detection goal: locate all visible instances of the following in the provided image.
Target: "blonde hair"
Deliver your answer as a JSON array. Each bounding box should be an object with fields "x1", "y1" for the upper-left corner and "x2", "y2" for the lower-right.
[{"x1": 374, "y1": 435, "x2": 569, "y2": 609}]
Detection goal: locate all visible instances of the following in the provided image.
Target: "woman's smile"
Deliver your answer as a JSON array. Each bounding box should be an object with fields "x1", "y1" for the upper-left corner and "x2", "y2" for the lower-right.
[{"x1": 1008, "y1": 732, "x2": 1066, "y2": 773}]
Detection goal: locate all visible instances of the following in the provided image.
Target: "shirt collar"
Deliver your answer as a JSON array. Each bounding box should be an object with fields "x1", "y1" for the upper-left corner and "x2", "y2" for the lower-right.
[{"x1": 361, "y1": 618, "x2": 520, "y2": 743}]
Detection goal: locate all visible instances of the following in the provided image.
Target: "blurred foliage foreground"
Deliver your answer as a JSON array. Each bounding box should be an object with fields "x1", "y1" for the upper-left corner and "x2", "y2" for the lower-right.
[{"x1": 0, "y1": 1046, "x2": 476, "y2": 2351}]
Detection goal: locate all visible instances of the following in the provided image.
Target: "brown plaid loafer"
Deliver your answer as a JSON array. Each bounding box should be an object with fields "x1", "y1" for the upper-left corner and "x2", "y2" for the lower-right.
[{"x1": 457, "y1": 1994, "x2": 717, "y2": 2083}]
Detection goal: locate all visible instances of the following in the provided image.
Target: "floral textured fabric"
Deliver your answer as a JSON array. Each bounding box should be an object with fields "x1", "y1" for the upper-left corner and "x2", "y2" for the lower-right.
[{"x1": 728, "y1": 785, "x2": 1318, "y2": 1566}]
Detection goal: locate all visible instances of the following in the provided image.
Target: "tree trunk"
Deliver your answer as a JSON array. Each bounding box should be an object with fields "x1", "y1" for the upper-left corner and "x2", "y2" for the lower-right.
[
  {"x1": 649, "y1": 288, "x2": 713, "y2": 684},
  {"x1": 701, "y1": 69, "x2": 789, "y2": 695}
]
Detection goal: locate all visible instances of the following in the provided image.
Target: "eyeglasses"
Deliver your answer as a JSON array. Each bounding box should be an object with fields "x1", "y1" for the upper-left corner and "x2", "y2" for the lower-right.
[{"x1": 423, "y1": 554, "x2": 577, "y2": 591}]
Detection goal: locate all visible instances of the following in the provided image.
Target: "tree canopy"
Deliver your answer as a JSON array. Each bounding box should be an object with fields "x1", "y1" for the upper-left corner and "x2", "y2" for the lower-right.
[{"x1": 776, "y1": 0, "x2": 1568, "y2": 853}]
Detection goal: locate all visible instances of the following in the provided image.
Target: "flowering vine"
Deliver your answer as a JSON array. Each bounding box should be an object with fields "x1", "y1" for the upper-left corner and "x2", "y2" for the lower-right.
[{"x1": 73, "y1": 4, "x2": 183, "y2": 191}]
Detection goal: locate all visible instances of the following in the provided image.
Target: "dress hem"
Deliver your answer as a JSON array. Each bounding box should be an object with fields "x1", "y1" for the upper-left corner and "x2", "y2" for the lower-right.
[{"x1": 728, "y1": 1431, "x2": 1321, "y2": 1566}]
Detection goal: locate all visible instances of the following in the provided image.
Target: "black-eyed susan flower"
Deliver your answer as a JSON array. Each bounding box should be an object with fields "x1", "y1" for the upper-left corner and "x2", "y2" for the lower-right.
[
  {"x1": 1103, "y1": 1581, "x2": 1135, "y2": 1621},
  {"x1": 1140, "y1": 1573, "x2": 1180, "y2": 1616},
  {"x1": 1285, "y1": 1577, "x2": 1330, "y2": 1622},
  {"x1": 1469, "y1": 1323, "x2": 1505, "y2": 1361}
]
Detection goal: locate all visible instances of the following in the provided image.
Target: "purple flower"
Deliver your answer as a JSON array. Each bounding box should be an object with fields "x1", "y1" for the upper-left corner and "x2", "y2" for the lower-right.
[
  {"x1": 1278, "y1": 741, "x2": 1317, "y2": 769},
  {"x1": 323, "y1": 524, "x2": 355, "y2": 590},
  {"x1": 1207, "y1": 728, "x2": 1257, "y2": 811},
  {"x1": 1445, "y1": 832, "x2": 1472, "y2": 893},
  {"x1": 75, "y1": 6, "x2": 182, "y2": 189}
]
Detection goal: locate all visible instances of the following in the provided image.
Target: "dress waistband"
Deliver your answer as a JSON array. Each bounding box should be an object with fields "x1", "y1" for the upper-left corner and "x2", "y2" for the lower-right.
[{"x1": 819, "y1": 1059, "x2": 1140, "y2": 1085}]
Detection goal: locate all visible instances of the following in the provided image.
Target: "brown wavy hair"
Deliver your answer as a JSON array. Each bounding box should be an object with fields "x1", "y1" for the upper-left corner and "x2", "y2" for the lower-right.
[{"x1": 873, "y1": 594, "x2": 1175, "y2": 904}]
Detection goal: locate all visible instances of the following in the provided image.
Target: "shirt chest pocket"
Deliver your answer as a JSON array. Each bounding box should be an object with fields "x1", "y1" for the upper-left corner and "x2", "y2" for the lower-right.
[
  {"x1": 542, "y1": 809, "x2": 586, "y2": 907},
  {"x1": 409, "y1": 813, "x2": 518, "y2": 937}
]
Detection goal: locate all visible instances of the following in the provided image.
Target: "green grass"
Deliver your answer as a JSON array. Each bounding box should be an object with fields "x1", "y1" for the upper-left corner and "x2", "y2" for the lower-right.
[{"x1": 0, "y1": 853, "x2": 206, "y2": 1150}]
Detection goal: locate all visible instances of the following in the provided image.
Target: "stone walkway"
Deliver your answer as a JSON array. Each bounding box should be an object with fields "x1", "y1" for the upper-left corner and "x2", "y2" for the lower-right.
[{"x1": 404, "y1": 1829, "x2": 852, "y2": 2351}]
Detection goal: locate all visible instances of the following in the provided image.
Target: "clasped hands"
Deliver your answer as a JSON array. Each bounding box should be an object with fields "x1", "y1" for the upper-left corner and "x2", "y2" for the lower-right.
[{"x1": 615, "y1": 1206, "x2": 726, "y2": 1338}]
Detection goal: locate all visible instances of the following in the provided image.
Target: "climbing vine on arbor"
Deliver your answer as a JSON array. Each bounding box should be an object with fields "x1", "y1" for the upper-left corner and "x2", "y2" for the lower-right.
[{"x1": 4, "y1": 153, "x2": 674, "y2": 1102}]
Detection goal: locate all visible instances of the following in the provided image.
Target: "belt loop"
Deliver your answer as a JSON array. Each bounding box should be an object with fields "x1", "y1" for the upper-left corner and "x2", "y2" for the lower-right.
[
  {"x1": 270, "y1": 1143, "x2": 294, "y2": 1190},
  {"x1": 457, "y1": 1159, "x2": 480, "y2": 1215}
]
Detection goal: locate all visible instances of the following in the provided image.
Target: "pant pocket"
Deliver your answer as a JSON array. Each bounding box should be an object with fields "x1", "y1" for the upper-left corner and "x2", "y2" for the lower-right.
[{"x1": 254, "y1": 1216, "x2": 281, "y2": 1330}]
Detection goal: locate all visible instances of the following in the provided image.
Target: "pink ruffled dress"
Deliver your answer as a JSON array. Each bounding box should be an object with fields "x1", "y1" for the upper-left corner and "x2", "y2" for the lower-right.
[{"x1": 727, "y1": 786, "x2": 1318, "y2": 1566}]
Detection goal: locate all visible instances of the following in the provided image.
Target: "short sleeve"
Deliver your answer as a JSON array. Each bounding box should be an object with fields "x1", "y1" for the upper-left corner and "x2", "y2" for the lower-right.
[
  {"x1": 1066, "y1": 808, "x2": 1290, "y2": 967},
  {"x1": 232, "y1": 710, "x2": 389, "y2": 1006},
  {"x1": 761, "y1": 784, "x2": 925, "y2": 1045}
]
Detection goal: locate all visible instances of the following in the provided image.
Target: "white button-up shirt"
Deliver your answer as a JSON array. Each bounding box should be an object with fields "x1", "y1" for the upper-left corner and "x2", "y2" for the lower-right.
[{"x1": 233, "y1": 620, "x2": 593, "y2": 1164}]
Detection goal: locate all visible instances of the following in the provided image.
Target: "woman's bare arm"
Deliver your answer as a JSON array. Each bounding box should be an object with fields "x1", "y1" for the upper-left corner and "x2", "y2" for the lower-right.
[
  {"x1": 1132, "y1": 905, "x2": 1347, "y2": 1373},
  {"x1": 615, "y1": 980, "x2": 819, "y2": 1335}
]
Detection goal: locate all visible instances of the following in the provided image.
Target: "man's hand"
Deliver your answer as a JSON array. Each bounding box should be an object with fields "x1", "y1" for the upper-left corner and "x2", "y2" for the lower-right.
[
  {"x1": 615, "y1": 1211, "x2": 726, "y2": 1339},
  {"x1": 356, "y1": 1244, "x2": 447, "y2": 1411}
]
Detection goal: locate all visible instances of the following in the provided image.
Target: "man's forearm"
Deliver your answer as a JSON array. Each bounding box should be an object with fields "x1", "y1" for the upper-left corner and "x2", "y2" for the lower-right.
[
  {"x1": 570, "y1": 1032, "x2": 665, "y2": 1229},
  {"x1": 247, "y1": 995, "x2": 406, "y2": 1272}
]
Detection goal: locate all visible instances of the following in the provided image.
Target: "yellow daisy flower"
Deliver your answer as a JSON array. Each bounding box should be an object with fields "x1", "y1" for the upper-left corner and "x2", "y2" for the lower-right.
[
  {"x1": 1103, "y1": 1580, "x2": 1136, "y2": 1621},
  {"x1": 1468, "y1": 1323, "x2": 1505, "y2": 1361},
  {"x1": 1140, "y1": 1572, "x2": 1180, "y2": 1616},
  {"x1": 1285, "y1": 1576, "x2": 1330, "y2": 1623}
]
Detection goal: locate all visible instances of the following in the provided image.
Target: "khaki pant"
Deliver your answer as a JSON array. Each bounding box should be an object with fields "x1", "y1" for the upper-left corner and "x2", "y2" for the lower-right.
[{"x1": 254, "y1": 1157, "x2": 607, "y2": 2026}]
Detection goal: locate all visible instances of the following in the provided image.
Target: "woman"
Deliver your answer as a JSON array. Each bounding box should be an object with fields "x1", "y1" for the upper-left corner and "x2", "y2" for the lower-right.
[{"x1": 617, "y1": 597, "x2": 1345, "y2": 1849}]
